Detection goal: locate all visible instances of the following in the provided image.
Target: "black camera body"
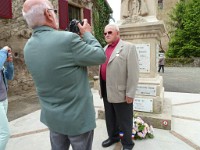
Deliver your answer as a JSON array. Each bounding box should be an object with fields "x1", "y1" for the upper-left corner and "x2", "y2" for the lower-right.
[{"x1": 67, "y1": 19, "x2": 84, "y2": 34}]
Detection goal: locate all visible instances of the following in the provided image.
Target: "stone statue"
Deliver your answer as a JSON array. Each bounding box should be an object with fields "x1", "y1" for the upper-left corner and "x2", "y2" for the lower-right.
[{"x1": 121, "y1": 0, "x2": 148, "y2": 19}]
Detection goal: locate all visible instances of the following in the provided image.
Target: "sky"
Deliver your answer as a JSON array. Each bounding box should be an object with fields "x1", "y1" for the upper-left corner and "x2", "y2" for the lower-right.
[{"x1": 107, "y1": 0, "x2": 121, "y2": 22}]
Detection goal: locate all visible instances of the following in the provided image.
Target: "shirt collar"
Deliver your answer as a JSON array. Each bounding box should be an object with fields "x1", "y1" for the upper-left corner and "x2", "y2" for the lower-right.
[
  {"x1": 108, "y1": 38, "x2": 120, "y2": 48},
  {"x1": 33, "y1": 26, "x2": 55, "y2": 33}
]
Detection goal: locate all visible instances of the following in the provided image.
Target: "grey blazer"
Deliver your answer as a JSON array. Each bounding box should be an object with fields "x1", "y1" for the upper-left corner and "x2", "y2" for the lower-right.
[{"x1": 101, "y1": 39, "x2": 139, "y2": 103}]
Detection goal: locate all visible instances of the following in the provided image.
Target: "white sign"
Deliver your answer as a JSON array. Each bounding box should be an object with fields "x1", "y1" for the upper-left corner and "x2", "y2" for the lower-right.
[
  {"x1": 134, "y1": 44, "x2": 150, "y2": 73},
  {"x1": 133, "y1": 98, "x2": 153, "y2": 112},
  {"x1": 136, "y1": 84, "x2": 157, "y2": 96}
]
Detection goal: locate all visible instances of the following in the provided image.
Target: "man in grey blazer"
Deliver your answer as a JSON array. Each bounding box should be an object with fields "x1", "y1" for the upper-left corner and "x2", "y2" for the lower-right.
[
  {"x1": 22, "y1": 0, "x2": 106, "y2": 149},
  {"x1": 100, "y1": 24, "x2": 139, "y2": 150}
]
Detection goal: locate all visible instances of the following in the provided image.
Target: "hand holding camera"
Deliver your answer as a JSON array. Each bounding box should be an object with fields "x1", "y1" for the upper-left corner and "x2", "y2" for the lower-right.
[
  {"x1": 3, "y1": 46, "x2": 11, "y2": 52},
  {"x1": 7, "y1": 49, "x2": 13, "y2": 62},
  {"x1": 68, "y1": 19, "x2": 91, "y2": 36},
  {"x1": 3, "y1": 46, "x2": 13, "y2": 62},
  {"x1": 77, "y1": 19, "x2": 92, "y2": 35}
]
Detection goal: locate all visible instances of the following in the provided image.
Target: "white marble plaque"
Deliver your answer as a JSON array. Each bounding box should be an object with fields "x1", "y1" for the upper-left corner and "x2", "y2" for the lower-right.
[
  {"x1": 134, "y1": 44, "x2": 150, "y2": 73},
  {"x1": 133, "y1": 98, "x2": 153, "y2": 112},
  {"x1": 136, "y1": 84, "x2": 157, "y2": 96}
]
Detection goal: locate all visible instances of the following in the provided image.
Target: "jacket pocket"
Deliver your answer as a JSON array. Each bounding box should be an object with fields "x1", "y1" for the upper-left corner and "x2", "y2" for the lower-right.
[{"x1": 117, "y1": 85, "x2": 126, "y2": 91}]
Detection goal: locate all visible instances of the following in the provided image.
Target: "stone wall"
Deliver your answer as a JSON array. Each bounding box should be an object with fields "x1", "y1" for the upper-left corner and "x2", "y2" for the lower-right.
[
  {"x1": 0, "y1": 0, "x2": 181, "y2": 96},
  {"x1": 0, "y1": 0, "x2": 90, "y2": 95},
  {"x1": 157, "y1": 0, "x2": 179, "y2": 52},
  {"x1": 165, "y1": 58, "x2": 200, "y2": 67},
  {"x1": 0, "y1": 0, "x2": 33, "y2": 95}
]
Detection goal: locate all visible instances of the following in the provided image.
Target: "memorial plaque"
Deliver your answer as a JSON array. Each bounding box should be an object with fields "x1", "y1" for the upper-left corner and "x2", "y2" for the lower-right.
[
  {"x1": 133, "y1": 98, "x2": 153, "y2": 112},
  {"x1": 134, "y1": 44, "x2": 150, "y2": 73},
  {"x1": 136, "y1": 84, "x2": 157, "y2": 96}
]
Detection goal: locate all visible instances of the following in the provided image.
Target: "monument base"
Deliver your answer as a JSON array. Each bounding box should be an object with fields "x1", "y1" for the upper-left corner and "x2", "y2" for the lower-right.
[
  {"x1": 98, "y1": 97, "x2": 171, "y2": 130},
  {"x1": 136, "y1": 75, "x2": 164, "y2": 114}
]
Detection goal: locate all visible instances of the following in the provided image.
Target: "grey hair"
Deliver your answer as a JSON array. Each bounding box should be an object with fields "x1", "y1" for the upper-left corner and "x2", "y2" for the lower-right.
[
  {"x1": 105, "y1": 23, "x2": 120, "y2": 32},
  {"x1": 22, "y1": 2, "x2": 50, "y2": 28}
]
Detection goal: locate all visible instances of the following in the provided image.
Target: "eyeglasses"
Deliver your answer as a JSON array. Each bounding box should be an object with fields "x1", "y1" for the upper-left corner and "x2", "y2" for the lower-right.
[
  {"x1": 48, "y1": 9, "x2": 57, "y2": 14},
  {"x1": 104, "y1": 31, "x2": 113, "y2": 36}
]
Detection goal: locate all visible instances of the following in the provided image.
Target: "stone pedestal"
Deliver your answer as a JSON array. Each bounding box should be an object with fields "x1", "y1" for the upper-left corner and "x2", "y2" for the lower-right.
[
  {"x1": 98, "y1": 96, "x2": 171, "y2": 130},
  {"x1": 117, "y1": 21, "x2": 171, "y2": 130},
  {"x1": 119, "y1": 21, "x2": 165, "y2": 114}
]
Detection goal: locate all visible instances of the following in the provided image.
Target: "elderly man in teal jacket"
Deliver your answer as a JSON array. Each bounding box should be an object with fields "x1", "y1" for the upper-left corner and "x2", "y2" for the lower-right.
[{"x1": 22, "y1": 0, "x2": 106, "y2": 149}]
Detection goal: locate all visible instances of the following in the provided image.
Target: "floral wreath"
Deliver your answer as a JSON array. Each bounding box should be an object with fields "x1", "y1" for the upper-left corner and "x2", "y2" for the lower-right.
[{"x1": 119, "y1": 115, "x2": 154, "y2": 140}]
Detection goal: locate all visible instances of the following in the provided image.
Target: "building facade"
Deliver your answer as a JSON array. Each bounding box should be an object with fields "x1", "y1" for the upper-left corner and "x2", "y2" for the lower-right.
[
  {"x1": 0, "y1": 0, "x2": 179, "y2": 95},
  {"x1": 0, "y1": 0, "x2": 94, "y2": 95}
]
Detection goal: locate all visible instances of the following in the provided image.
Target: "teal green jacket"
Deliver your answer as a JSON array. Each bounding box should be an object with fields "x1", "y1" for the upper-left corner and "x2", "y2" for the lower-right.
[{"x1": 24, "y1": 26, "x2": 106, "y2": 136}]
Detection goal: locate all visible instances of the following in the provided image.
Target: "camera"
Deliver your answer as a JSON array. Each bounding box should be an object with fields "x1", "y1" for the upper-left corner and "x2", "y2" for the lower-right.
[{"x1": 67, "y1": 19, "x2": 84, "y2": 34}]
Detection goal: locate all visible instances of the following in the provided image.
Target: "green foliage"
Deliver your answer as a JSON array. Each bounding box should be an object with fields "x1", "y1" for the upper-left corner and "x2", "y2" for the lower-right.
[
  {"x1": 146, "y1": 133, "x2": 154, "y2": 139},
  {"x1": 134, "y1": 132, "x2": 154, "y2": 140},
  {"x1": 167, "y1": 0, "x2": 200, "y2": 58},
  {"x1": 138, "y1": 124, "x2": 145, "y2": 131},
  {"x1": 92, "y1": 0, "x2": 112, "y2": 47}
]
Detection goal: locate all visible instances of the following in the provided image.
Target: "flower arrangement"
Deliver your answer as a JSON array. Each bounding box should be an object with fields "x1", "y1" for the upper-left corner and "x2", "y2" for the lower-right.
[
  {"x1": 119, "y1": 116, "x2": 154, "y2": 140},
  {"x1": 132, "y1": 116, "x2": 154, "y2": 140}
]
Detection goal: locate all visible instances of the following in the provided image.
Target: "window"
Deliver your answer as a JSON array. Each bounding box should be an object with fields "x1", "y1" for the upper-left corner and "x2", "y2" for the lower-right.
[
  {"x1": 158, "y1": 0, "x2": 163, "y2": 9},
  {"x1": 58, "y1": 0, "x2": 91, "y2": 30},
  {"x1": 68, "y1": 5, "x2": 81, "y2": 22}
]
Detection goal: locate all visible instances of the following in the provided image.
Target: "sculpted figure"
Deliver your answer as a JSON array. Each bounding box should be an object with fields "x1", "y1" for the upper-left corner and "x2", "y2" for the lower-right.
[
  {"x1": 139, "y1": 0, "x2": 148, "y2": 16},
  {"x1": 121, "y1": 0, "x2": 148, "y2": 19}
]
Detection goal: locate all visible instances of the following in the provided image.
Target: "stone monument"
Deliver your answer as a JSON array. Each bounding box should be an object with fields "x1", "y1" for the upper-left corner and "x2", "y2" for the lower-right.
[
  {"x1": 119, "y1": 0, "x2": 171, "y2": 130},
  {"x1": 98, "y1": 0, "x2": 171, "y2": 130}
]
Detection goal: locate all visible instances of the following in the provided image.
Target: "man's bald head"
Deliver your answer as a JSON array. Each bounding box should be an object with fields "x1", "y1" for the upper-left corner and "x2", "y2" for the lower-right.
[
  {"x1": 22, "y1": 0, "x2": 58, "y2": 29},
  {"x1": 104, "y1": 24, "x2": 120, "y2": 45},
  {"x1": 23, "y1": 0, "x2": 52, "y2": 12}
]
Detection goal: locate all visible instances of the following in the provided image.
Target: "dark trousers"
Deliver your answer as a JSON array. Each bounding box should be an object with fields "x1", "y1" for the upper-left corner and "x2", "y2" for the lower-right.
[
  {"x1": 50, "y1": 130, "x2": 94, "y2": 150},
  {"x1": 101, "y1": 80, "x2": 134, "y2": 149},
  {"x1": 158, "y1": 65, "x2": 164, "y2": 73}
]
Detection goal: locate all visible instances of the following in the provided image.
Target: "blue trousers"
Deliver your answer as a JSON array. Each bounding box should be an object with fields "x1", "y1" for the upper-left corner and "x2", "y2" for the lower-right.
[
  {"x1": 50, "y1": 130, "x2": 94, "y2": 150},
  {"x1": 0, "y1": 99, "x2": 10, "y2": 150}
]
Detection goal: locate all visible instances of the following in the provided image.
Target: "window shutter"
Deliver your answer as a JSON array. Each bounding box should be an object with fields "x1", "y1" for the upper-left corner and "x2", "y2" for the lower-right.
[
  {"x1": 83, "y1": 8, "x2": 91, "y2": 25},
  {"x1": 58, "y1": 0, "x2": 69, "y2": 30},
  {"x1": 0, "y1": 0, "x2": 12, "y2": 19}
]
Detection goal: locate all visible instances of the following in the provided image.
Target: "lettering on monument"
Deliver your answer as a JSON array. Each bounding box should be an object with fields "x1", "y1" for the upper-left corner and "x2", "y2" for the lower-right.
[
  {"x1": 133, "y1": 98, "x2": 153, "y2": 112},
  {"x1": 136, "y1": 84, "x2": 156, "y2": 96},
  {"x1": 134, "y1": 44, "x2": 150, "y2": 73}
]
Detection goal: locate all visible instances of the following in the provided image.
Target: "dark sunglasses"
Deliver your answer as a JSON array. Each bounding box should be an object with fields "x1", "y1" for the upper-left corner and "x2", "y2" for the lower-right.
[
  {"x1": 48, "y1": 9, "x2": 57, "y2": 14},
  {"x1": 104, "y1": 31, "x2": 113, "y2": 36}
]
